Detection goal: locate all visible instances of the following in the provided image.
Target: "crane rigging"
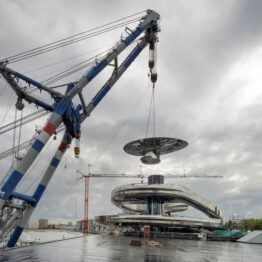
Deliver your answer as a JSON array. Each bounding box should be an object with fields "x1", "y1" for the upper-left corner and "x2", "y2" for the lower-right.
[
  {"x1": 0, "y1": 109, "x2": 49, "y2": 135},
  {"x1": 0, "y1": 11, "x2": 144, "y2": 64},
  {"x1": 0, "y1": 9, "x2": 160, "y2": 247}
]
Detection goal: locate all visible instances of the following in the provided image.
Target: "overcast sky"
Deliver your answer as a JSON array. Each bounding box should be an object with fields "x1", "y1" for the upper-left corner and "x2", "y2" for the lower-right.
[{"x1": 0, "y1": 0, "x2": 262, "y2": 223}]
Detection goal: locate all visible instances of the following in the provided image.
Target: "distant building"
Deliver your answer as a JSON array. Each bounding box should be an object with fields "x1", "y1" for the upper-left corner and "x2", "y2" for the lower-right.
[{"x1": 39, "y1": 219, "x2": 48, "y2": 229}]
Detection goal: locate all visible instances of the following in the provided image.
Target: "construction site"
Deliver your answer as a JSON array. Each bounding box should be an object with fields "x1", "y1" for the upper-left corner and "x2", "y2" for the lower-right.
[
  {"x1": 0, "y1": 2, "x2": 262, "y2": 261},
  {"x1": 0, "y1": 9, "x2": 222, "y2": 247}
]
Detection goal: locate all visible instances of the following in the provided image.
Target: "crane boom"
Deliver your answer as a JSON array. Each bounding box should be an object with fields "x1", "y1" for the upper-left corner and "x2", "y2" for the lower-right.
[
  {"x1": 87, "y1": 173, "x2": 223, "y2": 178},
  {"x1": 76, "y1": 170, "x2": 223, "y2": 179}
]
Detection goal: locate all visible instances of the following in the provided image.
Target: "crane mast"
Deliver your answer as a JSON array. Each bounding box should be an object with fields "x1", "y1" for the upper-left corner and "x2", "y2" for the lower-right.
[
  {"x1": 76, "y1": 170, "x2": 90, "y2": 235},
  {"x1": 0, "y1": 10, "x2": 160, "y2": 247},
  {"x1": 83, "y1": 175, "x2": 89, "y2": 235}
]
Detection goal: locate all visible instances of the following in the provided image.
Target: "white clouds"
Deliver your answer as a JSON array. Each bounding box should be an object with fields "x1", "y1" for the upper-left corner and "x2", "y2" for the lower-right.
[{"x1": 225, "y1": 47, "x2": 262, "y2": 108}]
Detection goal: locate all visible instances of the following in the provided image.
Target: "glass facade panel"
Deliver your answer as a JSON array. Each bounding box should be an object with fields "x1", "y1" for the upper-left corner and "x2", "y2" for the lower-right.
[{"x1": 148, "y1": 197, "x2": 163, "y2": 215}]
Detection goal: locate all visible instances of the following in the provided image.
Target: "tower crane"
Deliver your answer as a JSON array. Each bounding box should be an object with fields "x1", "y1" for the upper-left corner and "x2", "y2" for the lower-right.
[
  {"x1": 76, "y1": 169, "x2": 222, "y2": 234},
  {"x1": 76, "y1": 170, "x2": 90, "y2": 235},
  {"x1": 0, "y1": 10, "x2": 160, "y2": 247}
]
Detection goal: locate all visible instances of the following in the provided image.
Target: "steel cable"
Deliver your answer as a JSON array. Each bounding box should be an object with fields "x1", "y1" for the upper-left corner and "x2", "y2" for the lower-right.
[
  {"x1": 6, "y1": 18, "x2": 141, "y2": 64},
  {"x1": 2, "y1": 11, "x2": 144, "y2": 61},
  {"x1": 12, "y1": 108, "x2": 18, "y2": 166},
  {"x1": 0, "y1": 11, "x2": 145, "y2": 64},
  {"x1": 16, "y1": 109, "x2": 23, "y2": 158},
  {"x1": 0, "y1": 109, "x2": 48, "y2": 135},
  {"x1": 26, "y1": 40, "x2": 137, "y2": 93}
]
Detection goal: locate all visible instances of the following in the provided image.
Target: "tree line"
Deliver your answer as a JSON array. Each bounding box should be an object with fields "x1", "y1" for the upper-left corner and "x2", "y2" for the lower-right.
[{"x1": 226, "y1": 219, "x2": 262, "y2": 231}]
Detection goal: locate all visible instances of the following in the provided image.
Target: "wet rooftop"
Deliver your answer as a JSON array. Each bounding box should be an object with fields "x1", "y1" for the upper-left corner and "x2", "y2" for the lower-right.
[{"x1": 0, "y1": 234, "x2": 262, "y2": 261}]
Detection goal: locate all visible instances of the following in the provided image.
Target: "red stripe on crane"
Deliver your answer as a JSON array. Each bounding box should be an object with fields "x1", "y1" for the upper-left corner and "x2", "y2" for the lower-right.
[
  {"x1": 58, "y1": 142, "x2": 67, "y2": 153},
  {"x1": 43, "y1": 122, "x2": 56, "y2": 136}
]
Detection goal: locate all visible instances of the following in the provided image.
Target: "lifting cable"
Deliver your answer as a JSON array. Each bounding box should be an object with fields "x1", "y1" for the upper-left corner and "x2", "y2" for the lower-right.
[
  {"x1": 12, "y1": 108, "x2": 18, "y2": 165},
  {"x1": 152, "y1": 86, "x2": 156, "y2": 137},
  {"x1": 41, "y1": 57, "x2": 99, "y2": 86},
  {"x1": 0, "y1": 11, "x2": 145, "y2": 64},
  {"x1": 92, "y1": 87, "x2": 149, "y2": 166},
  {"x1": 41, "y1": 40, "x2": 138, "y2": 86},
  {"x1": 22, "y1": 48, "x2": 112, "y2": 94},
  {"x1": 0, "y1": 83, "x2": 7, "y2": 97},
  {"x1": 25, "y1": 40, "x2": 137, "y2": 94},
  {"x1": 11, "y1": 107, "x2": 24, "y2": 165},
  {"x1": 23, "y1": 59, "x2": 102, "y2": 95},
  {"x1": 0, "y1": 109, "x2": 48, "y2": 135},
  {"x1": 0, "y1": 92, "x2": 16, "y2": 125},
  {"x1": 0, "y1": 139, "x2": 33, "y2": 160},
  {"x1": 145, "y1": 77, "x2": 156, "y2": 138},
  {"x1": 8, "y1": 19, "x2": 140, "y2": 64},
  {"x1": 24, "y1": 45, "x2": 118, "y2": 94},
  {"x1": 23, "y1": 41, "x2": 117, "y2": 75},
  {"x1": 17, "y1": 109, "x2": 23, "y2": 160}
]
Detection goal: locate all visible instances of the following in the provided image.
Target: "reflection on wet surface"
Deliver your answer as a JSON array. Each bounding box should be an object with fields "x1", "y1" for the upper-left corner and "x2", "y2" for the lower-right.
[{"x1": 0, "y1": 234, "x2": 262, "y2": 261}]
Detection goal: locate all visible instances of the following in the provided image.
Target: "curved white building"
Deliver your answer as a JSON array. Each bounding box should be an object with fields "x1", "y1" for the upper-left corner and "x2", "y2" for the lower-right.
[{"x1": 108, "y1": 175, "x2": 223, "y2": 230}]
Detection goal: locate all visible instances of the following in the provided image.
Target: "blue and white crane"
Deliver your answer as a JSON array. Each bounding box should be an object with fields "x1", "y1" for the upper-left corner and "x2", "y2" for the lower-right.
[{"x1": 0, "y1": 9, "x2": 160, "y2": 247}]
